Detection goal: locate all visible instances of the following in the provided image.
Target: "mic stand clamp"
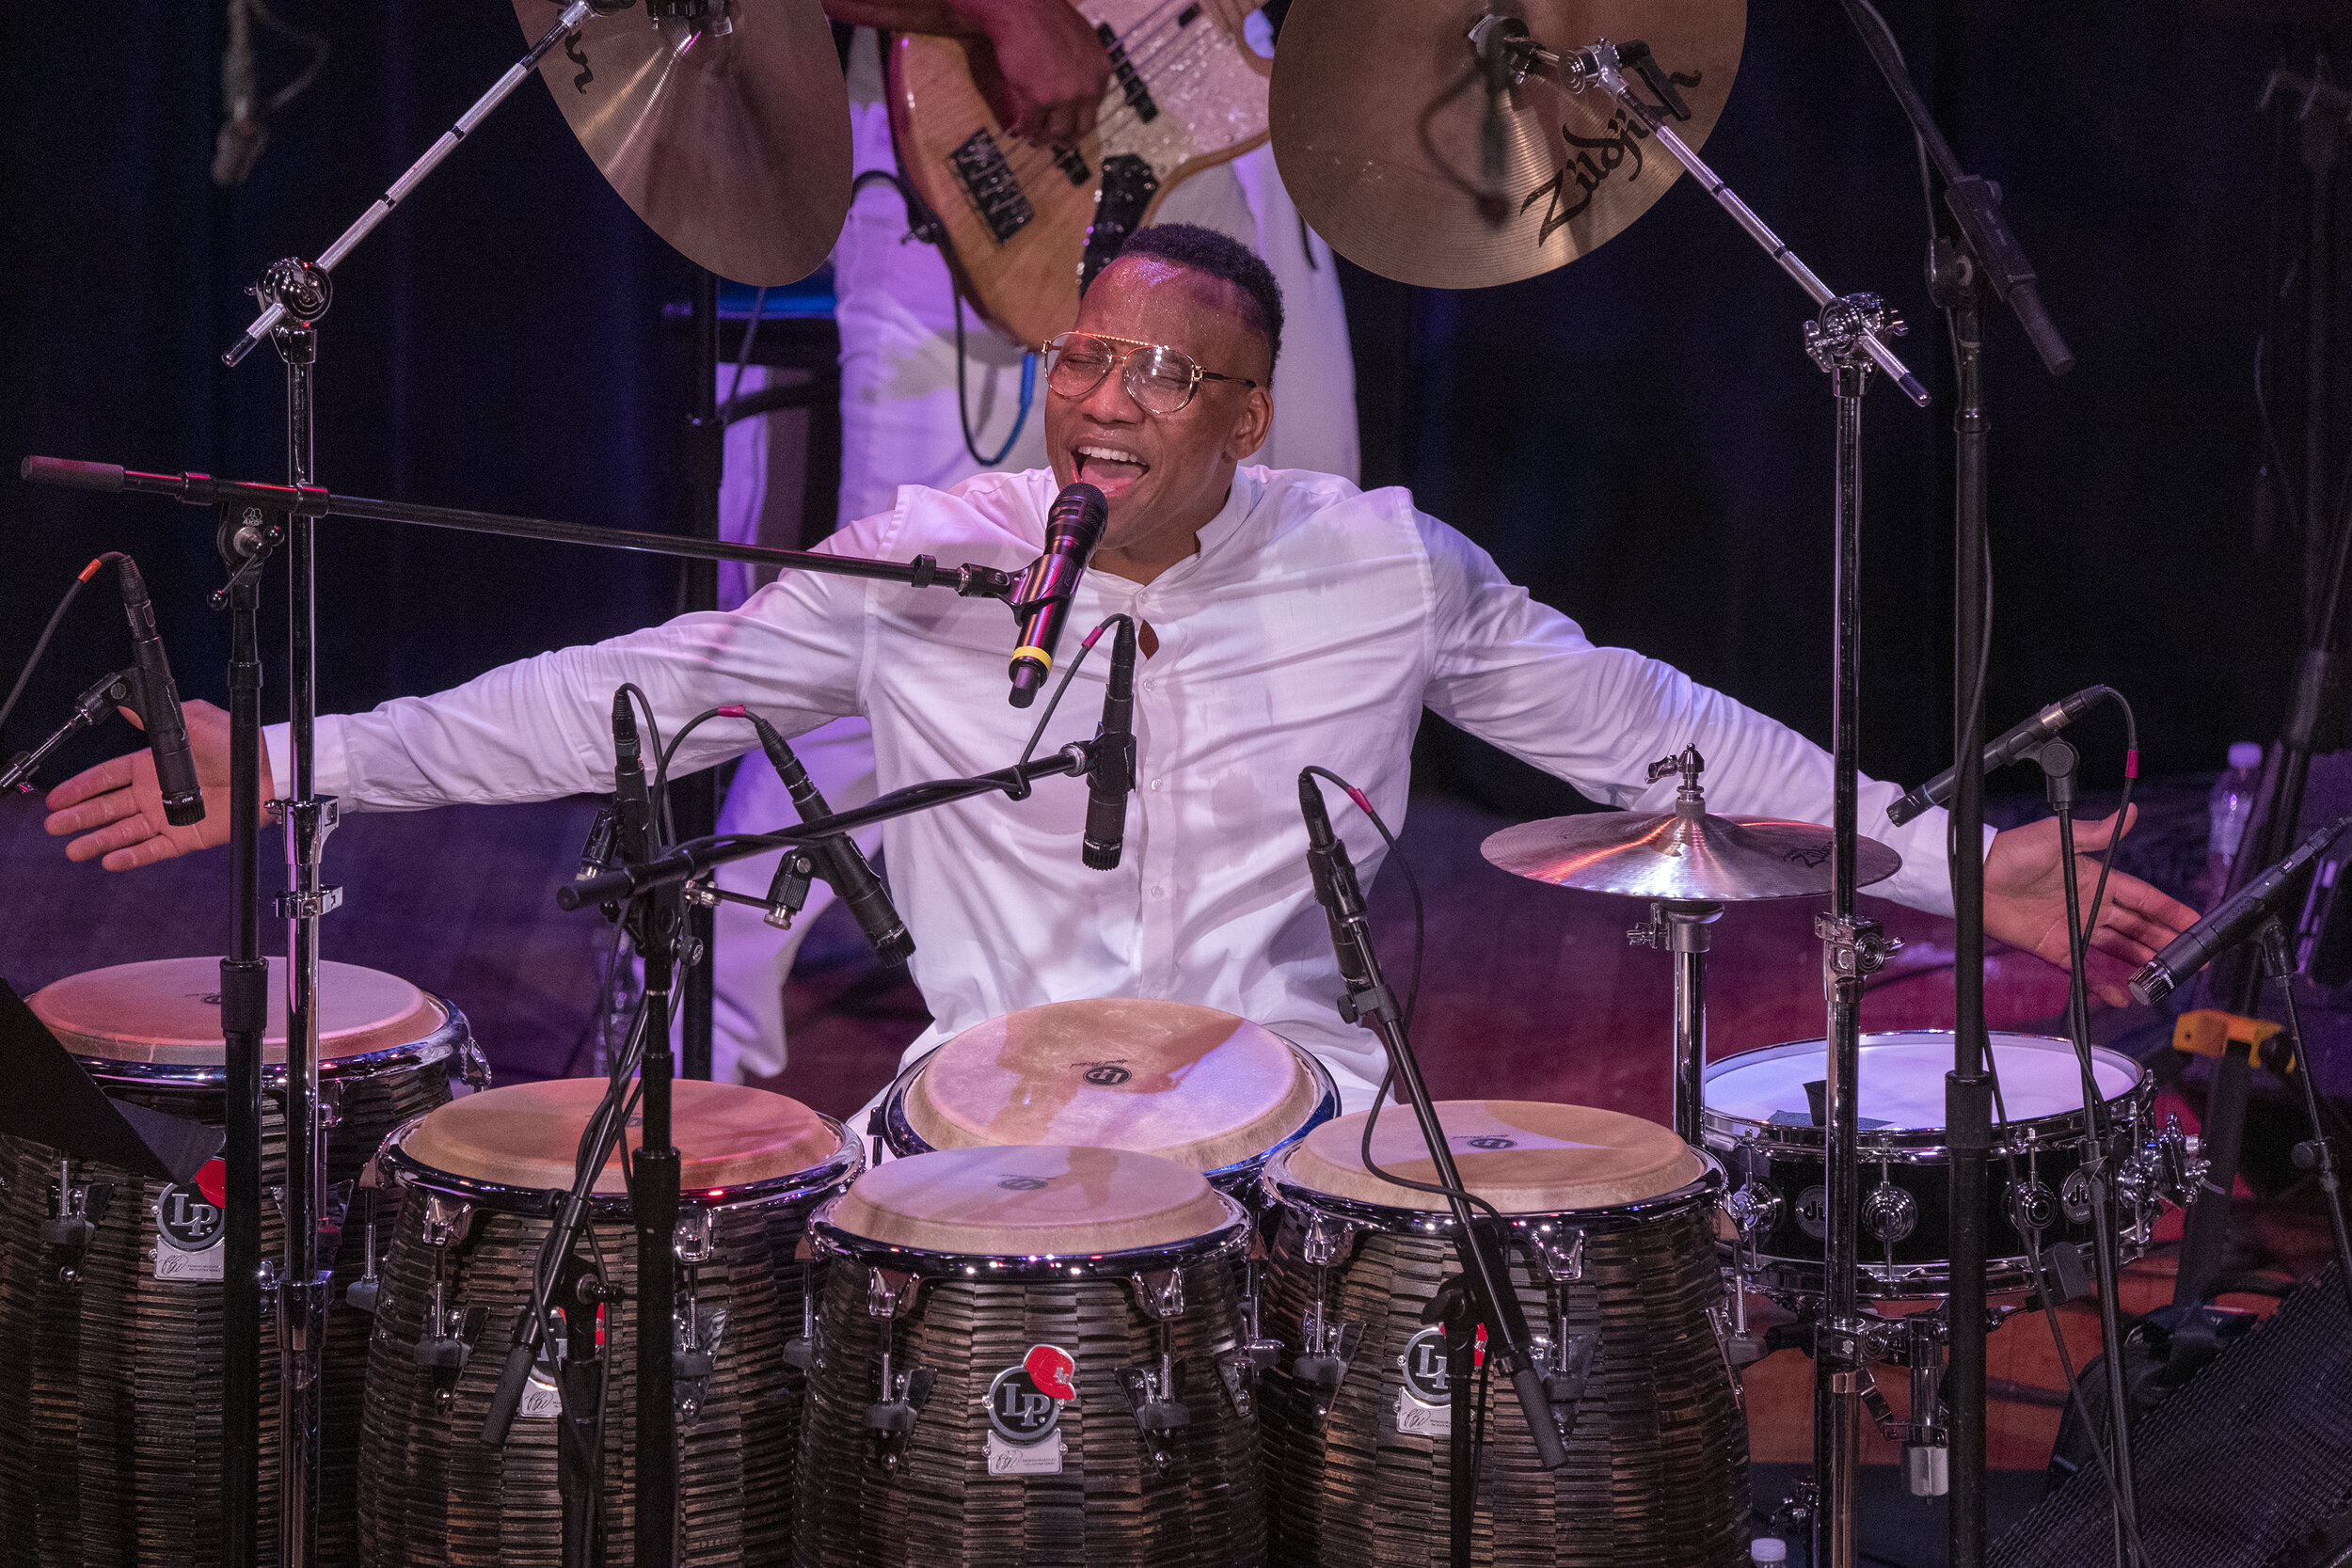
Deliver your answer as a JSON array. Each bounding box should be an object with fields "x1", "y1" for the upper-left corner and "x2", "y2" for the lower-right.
[{"x1": 0, "y1": 668, "x2": 140, "y2": 795}]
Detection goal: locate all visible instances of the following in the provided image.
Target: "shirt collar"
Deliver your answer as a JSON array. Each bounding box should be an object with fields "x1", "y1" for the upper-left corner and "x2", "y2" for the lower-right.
[{"x1": 1149, "y1": 465, "x2": 1260, "y2": 589}]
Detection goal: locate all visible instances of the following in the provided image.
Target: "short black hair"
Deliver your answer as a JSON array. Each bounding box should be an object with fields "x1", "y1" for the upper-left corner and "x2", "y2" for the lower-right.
[{"x1": 1089, "y1": 223, "x2": 1283, "y2": 376}]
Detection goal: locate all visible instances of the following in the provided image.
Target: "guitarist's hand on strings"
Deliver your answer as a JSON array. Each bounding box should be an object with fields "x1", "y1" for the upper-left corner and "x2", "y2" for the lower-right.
[{"x1": 831, "y1": 0, "x2": 1110, "y2": 146}]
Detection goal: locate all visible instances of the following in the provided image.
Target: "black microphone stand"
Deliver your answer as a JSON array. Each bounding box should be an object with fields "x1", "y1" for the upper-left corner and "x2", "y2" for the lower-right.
[
  {"x1": 2254, "y1": 917, "x2": 2352, "y2": 1321},
  {"x1": 2032, "y1": 739, "x2": 2143, "y2": 1561},
  {"x1": 1833, "y1": 8, "x2": 2075, "y2": 1563},
  {"x1": 1298, "y1": 774, "x2": 1570, "y2": 1564}
]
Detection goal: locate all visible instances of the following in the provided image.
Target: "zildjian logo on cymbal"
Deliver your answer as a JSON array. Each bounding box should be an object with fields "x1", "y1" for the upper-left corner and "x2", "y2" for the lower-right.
[{"x1": 1519, "y1": 71, "x2": 1703, "y2": 245}]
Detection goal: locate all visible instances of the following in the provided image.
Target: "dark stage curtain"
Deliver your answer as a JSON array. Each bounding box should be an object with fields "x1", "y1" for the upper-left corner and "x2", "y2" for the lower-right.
[{"x1": 1, "y1": 1, "x2": 2333, "y2": 826}]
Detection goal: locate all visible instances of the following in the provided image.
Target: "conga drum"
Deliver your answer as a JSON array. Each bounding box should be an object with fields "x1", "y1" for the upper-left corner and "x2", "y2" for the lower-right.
[
  {"x1": 359, "y1": 1078, "x2": 861, "y2": 1568},
  {"x1": 879, "y1": 999, "x2": 1337, "y2": 1191},
  {"x1": 0, "y1": 957, "x2": 481, "y2": 1568},
  {"x1": 798, "y1": 1145, "x2": 1263, "y2": 1567},
  {"x1": 1257, "y1": 1101, "x2": 1748, "y2": 1568}
]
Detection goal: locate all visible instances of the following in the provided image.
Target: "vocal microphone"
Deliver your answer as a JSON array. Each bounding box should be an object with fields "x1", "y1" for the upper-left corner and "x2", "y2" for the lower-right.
[
  {"x1": 2130, "y1": 815, "x2": 2352, "y2": 1008},
  {"x1": 739, "y1": 711, "x2": 914, "y2": 966},
  {"x1": 1299, "y1": 772, "x2": 1387, "y2": 1016},
  {"x1": 116, "y1": 558, "x2": 207, "y2": 827},
  {"x1": 1886, "y1": 685, "x2": 2115, "y2": 826},
  {"x1": 1082, "y1": 618, "x2": 1137, "y2": 870},
  {"x1": 1008, "y1": 483, "x2": 1108, "y2": 708}
]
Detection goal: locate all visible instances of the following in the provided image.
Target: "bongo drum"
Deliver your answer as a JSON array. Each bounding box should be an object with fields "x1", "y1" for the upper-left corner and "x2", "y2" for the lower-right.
[
  {"x1": 1258, "y1": 1101, "x2": 1748, "y2": 1568},
  {"x1": 879, "y1": 999, "x2": 1337, "y2": 1191},
  {"x1": 359, "y1": 1078, "x2": 859, "y2": 1568},
  {"x1": 0, "y1": 956, "x2": 480, "y2": 1568},
  {"x1": 798, "y1": 1145, "x2": 1263, "y2": 1567}
]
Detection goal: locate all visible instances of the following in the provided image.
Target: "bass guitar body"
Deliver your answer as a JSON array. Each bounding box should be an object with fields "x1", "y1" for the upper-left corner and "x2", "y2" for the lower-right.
[{"x1": 886, "y1": 0, "x2": 1272, "y2": 348}]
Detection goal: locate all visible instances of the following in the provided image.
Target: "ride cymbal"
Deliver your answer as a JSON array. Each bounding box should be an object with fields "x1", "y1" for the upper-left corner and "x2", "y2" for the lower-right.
[
  {"x1": 1481, "y1": 808, "x2": 1898, "y2": 902},
  {"x1": 1270, "y1": 0, "x2": 1744, "y2": 288},
  {"x1": 515, "y1": 0, "x2": 852, "y2": 286}
]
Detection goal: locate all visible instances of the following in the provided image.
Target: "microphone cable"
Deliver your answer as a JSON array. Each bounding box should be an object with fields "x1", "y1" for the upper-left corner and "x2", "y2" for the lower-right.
[{"x1": 1, "y1": 554, "x2": 119, "y2": 743}]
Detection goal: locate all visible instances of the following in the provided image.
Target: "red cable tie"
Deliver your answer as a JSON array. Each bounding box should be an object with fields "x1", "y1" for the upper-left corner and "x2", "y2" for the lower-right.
[
  {"x1": 1344, "y1": 785, "x2": 1374, "y2": 816},
  {"x1": 1081, "y1": 624, "x2": 1107, "y2": 650},
  {"x1": 716, "y1": 705, "x2": 747, "y2": 719},
  {"x1": 2125, "y1": 749, "x2": 2139, "y2": 779},
  {"x1": 77, "y1": 558, "x2": 104, "y2": 582}
]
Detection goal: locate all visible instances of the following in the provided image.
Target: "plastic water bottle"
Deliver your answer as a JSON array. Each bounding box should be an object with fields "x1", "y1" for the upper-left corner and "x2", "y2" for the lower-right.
[
  {"x1": 2207, "y1": 741, "x2": 2264, "y2": 895},
  {"x1": 1749, "y1": 1537, "x2": 1789, "y2": 1565}
]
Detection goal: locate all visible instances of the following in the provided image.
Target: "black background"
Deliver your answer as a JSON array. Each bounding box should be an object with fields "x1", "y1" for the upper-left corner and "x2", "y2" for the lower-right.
[{"x1": 3, "y1": 1, "x2": 2338, "y2": 814}]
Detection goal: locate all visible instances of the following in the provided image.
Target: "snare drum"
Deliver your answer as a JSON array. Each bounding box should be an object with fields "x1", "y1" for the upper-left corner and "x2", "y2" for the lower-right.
[
  {"x1": 360, "y1": 1079, "x2": 860, "y2": 1568},
  {"x1": 800, "y1": 1145, "x2": 1263, "y2": 1566},
  {"x1": 0, "y1": 957, "x2": 479, "y2": 1568},
  {"x1": 880, "y1": 999, "x2": 1337, "y2": 1192},
  {"x1": 1699, "y1": 1030, "x2": 2157, "y2": 1303},
  {"x1": 1258, "y1": 1101, "x2": 1749, "y2": 1568}
]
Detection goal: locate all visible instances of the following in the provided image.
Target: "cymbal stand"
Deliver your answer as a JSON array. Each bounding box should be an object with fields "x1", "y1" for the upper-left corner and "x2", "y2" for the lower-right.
[
  {"x1": 209, "y1": 8, "x2": 599, "y2": 1565},
  {"x1": 1541, "y1": 41, "x2": 1926, "y2": 1568},
  {"x1": 1625, "y1": 748, "x2": 1723, "y2": 1144}
]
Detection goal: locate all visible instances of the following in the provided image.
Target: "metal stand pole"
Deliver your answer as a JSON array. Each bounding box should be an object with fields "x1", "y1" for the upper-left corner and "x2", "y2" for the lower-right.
[
  {"x1": 1939, "y1": 258, "x2": 1996, "y2": 1568},
  {"x1": 1665, "y1": 902, "x2": 1720, "y2": 1145},
  {"x1": 1809, "y1": 308, "x2": 1902, "y2": 1568},
  {"x1": 267, "y1": 263, "x2": 339, "y2": 1568},
  {"x1": 633, "y1": 927, "x2": 683, "y2": 1567},
  {"x1": 678, "y1": 270, "x2": 722, "y2": 1082},
  {"x1": 217, "y1": 503, "x2": 278, "y2": 1568},
  {"x1": 2258, "y1": 917, "x2": 2352, "y2": 1319}
]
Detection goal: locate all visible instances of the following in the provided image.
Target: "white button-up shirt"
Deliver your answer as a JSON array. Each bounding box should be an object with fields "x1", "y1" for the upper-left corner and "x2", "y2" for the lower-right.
[{"x1": 273, "y1": 466, "x2": 1970, "y2": 1103}]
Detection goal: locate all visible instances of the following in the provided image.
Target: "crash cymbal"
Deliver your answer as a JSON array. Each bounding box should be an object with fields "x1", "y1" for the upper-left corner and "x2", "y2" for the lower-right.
[
  {"x1": 515, "y1": 0, "x2": 851, "y2": 286},
  {"x1": 1481, "y1": 809, "x2": 1899, "y2": 902},
  {"x1": 1270, "y1": 0, "x2": 1745, "y2": 288}
]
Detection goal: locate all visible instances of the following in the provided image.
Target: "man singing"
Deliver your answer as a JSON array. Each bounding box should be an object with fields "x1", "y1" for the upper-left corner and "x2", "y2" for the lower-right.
[{"x1": 45, "y1": 224, "x2": 2195, "y2": 1111}]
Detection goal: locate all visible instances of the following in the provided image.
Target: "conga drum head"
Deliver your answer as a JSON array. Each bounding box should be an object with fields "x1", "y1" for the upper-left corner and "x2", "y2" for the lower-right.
[
  {"x1": 887, "y1": 998, "x2": 1336, "y2": 1183},
  {"x1": 820, "y1": 1143, "x2": 1242, "y2": 1261},
  {"x1": 390, "y1": 1077, "x2": 850, "y2": 1206},
  {"x1": 1276, "y1": 1098, "x2": 1709, "y2": 1215},
  {"x1": 28, "y1": 956, "x2": 449, "y2": 1069}
]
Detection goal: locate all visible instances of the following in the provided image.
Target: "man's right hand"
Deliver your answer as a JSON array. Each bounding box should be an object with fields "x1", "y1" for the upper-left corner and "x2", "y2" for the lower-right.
[
  {"x1": 45, "y1": 698, "x2": 243, "y2": 869},
  {"x1": 956, "y1": 0, "x2": 1110, "y2": 146}
]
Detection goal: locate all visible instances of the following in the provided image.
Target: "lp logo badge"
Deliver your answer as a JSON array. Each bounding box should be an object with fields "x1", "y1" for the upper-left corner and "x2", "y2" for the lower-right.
[
  {"x1": 154, "y1": 1158, "x2": 228, "y2": 1281},
  {"x1": 985, "y1": 1344, "x2": 1078, "y2": 1475},
  {"x1": 1395, "y1": 1326, "x2": 1454, "y2": 1437}
]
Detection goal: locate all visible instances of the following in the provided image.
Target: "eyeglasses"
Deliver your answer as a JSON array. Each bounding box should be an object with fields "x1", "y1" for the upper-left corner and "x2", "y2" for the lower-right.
[{"x1": 1040, "y1": 332, "x2": 1258, "y2": 415}]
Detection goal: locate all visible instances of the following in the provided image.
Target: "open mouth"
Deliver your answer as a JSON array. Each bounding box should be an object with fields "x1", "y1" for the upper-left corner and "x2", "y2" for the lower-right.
[{"x1": 1073, "y1": 442, "x2": 1151, "y2": 500}]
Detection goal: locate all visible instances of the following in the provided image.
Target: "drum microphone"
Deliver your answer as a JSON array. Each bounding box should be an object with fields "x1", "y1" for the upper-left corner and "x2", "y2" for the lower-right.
[
  {"x1": 115, "y1": 557, "x2": 207, "y2": 828},
  {"x1": 1082, "y1": 617, "x2": 1137, "y2": 870},
  {"x1": 1008, "y1": 482, "x2": 1107, "y2": 708},
  {"x1": 1886, "y1": 685, "x2": 2115, "y2": 826},
  {"x1": 1298, "y1": 772, "x2": 1384, "y2": 1010},
  {"x1": 738, "y1": 710, "x2": 914, "y2": 966},
  {"x1": 610, "y1": 689, "x2": 655, "y2": 866},
  {"x1": 2130, "y1": 815, "x2": 2352, "y2": 1008}
]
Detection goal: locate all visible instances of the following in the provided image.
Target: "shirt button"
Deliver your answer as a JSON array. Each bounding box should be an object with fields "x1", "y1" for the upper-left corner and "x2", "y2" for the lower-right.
[
  {"x1": 1151, "y1": 885, "x2": 1166, "y2": 898},
  {"x1": 1150, "y1": 779, "x2": 1163, "y2": 792}
]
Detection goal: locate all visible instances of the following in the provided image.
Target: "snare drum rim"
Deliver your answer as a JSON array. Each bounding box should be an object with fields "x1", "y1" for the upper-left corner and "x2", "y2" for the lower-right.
[
  {"x1": 375, "y1": 1103, "x2": 863, "y2": 1219},
  {"x1": 1258, "y1": 1143, "x2": 1728, "y2": 1237},
  {"x1": 72, "y1": 993, "x2": 476, "y2": 1091},
  {"x1": 1698, "y1": 1031, "x2": 2153, "y2": 1161},
  {"x1": 878, "y1": 1035, "x2": 1342, "y2": 1190},
  {"x1": 806, "y1": 1186, "x2": 1252, "y2": 1280}
]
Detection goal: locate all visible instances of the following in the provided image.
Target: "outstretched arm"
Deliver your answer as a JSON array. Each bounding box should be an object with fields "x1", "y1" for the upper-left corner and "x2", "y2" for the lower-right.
[{"x1": 1982, "y1": 807, "x2": 2199, "y2": 1008}]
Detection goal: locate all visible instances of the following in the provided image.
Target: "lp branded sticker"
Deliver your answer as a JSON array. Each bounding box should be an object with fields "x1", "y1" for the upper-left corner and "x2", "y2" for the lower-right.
[
  {"x1": 1395, "y1": 1326, "x2": 1453, "y2": 1435},
  {"x1": 986, "y1": 1344, "x2": 1077, "y2": 1447},
  {"x1": 153, "y1": 1159, "x2": 227, "y2": 1281}
]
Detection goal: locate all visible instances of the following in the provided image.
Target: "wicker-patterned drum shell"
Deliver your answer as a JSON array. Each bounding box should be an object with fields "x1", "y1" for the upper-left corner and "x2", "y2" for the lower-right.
[
  {"x1": 359, "y1": 1078, "x2": 859, "y2": 1568},
  {"x1": 798, "y1": 1145, "x2": 1263, "y2": 1567},
  {"x1": 880, "y1": 998, "x2": 1338, "y2": 1194},
  {"x1": 1258, "y1": 1100, "x2": 1749, "y2": 1568},
  {"x1": 0, "y1": 957, "x2": 478, "y2": 1568}
]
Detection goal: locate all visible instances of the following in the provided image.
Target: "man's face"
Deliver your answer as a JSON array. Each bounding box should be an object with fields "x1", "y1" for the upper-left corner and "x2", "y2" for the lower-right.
[{"x1": 1044, "y1": 256, "x2": 1274, "y2": 573}]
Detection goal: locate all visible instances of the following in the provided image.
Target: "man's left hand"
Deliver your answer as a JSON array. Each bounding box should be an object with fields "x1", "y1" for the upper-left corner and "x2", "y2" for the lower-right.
[{"x1": 1981, "y1": 807, "x2": 2200, "y2": 1008}]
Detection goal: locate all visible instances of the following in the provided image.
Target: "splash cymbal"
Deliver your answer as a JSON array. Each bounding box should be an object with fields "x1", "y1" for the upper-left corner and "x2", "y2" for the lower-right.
[
  {"x1": 1481, "y1": 809, "x2": 1899, "y2": 902},
  {"x1": 1270, "y1": 0, "x2": 1744, "y2": 288},
  {"x1": 516, "y1": 0, "x2": 852, "y2": 285}
]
